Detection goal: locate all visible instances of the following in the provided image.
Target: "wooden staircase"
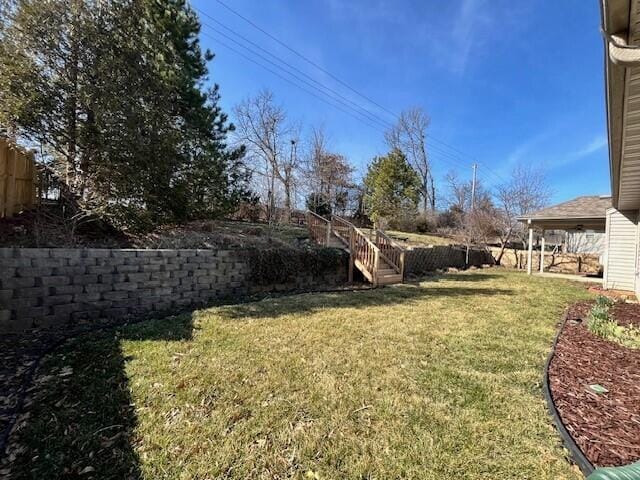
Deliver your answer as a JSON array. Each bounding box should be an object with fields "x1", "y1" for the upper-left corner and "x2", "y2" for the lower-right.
[{"x1": 307, "y1": 211, "x2": 405, "y2": 286}]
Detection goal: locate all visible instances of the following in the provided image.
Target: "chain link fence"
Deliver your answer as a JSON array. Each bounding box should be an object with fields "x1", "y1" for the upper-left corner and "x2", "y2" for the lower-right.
[{"x1": 404, "y1": 245, "x2": 494, "y2": 276}]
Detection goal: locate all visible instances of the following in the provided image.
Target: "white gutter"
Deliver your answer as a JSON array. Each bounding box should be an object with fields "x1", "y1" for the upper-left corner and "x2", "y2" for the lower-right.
[{"x1": 605, "y1": 30, "x2": 640, "y2": 67}]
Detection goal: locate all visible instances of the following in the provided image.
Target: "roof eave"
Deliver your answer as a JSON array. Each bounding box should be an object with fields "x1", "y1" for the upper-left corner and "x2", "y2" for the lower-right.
[
  {"x1": 601, "y1": 0, "x2": 631, "y2": 210},
  {"x1": 517, "y1": 216, "x2": 607, "y2": 223}
]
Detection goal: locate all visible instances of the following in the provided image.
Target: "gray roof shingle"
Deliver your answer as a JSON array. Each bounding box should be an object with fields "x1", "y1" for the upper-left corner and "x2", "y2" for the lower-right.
[{"x1": 519, "y1": 195, "x2": 611, "y2": 220}]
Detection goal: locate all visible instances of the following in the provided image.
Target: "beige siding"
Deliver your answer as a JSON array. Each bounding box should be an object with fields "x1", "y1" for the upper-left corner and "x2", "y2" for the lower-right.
[
  {"x1": 618, "y1": 1, "x2": 640, "y2": 209},
  {"x1": 604, "y1": 209, "x2": 638, "y2": 291}
]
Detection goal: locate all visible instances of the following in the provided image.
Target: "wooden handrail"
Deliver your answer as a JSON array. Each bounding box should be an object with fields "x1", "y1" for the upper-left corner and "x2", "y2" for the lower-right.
[
  {"x1": 307, "y1": 213, "x2": 406, "y2": 285},
  {"x1": 375, "y1": 229, "x2": 405, "y2": 249},
  {"x1": 307, "y1": 210, "x2": 331, "y2": 246},
  {"x1": 375, "y1": 229, "x2": 405, "y2": 276},
  {"x1": 332, "y1": 215, "x2": 382, "y2": 284},
  {"x1": 332, "y1": 215, "x2": 379, "y2": 252}
]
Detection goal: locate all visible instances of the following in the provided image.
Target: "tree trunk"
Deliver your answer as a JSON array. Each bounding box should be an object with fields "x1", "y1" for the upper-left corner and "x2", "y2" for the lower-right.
[
  {"x1": 66, "y1": 31, "x2": 79, "y2": 189},
  {"x1": 495, "y1": 226, "x2": 514, "y2": 265},
  {"x1": 429, "y1": 173, "x2": 436, "y2": 211}
]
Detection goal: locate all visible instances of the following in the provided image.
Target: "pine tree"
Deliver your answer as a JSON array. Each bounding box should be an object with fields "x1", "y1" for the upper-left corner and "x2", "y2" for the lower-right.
[
  {"x1": 363, "y1": 149, "x2": 420, "y2": 224},
  {"x1": 0, "y1": 0, "x2": 248, "y2": 229}
]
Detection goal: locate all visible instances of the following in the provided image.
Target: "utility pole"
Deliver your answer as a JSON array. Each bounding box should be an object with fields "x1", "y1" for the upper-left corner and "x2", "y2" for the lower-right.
[
  {"x1": 466, "y1": 163, "x2": 477, "y2": 267},
  {"x1": 470, "y1": 163, "x2": 477, "y2": 211}
]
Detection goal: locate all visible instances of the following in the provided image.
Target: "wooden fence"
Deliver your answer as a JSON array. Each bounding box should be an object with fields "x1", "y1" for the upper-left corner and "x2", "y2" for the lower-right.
[{"x1": 0, "y1": 138, "x2": 37, "y2": 218}]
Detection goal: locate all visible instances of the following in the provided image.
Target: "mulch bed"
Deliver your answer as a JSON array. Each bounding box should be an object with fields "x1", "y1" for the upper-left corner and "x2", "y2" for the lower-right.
[{"x1": 548, "y1": 301, "x2": 640, "y2": 467}]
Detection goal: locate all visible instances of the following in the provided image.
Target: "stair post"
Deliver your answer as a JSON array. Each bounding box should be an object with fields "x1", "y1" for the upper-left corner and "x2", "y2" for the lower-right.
[
  {"x1": 325, "y1": 218, "x2": 331, "y2": 246},
  {"x1": 348, "y1": 228, "x2": 354, "y2": 283},
  {"x1": 373, "y1": 248, "x2": 380, "y2": 287},
  {"x1": 400, "y1": 250, "x2": 405, "y2": 282}
]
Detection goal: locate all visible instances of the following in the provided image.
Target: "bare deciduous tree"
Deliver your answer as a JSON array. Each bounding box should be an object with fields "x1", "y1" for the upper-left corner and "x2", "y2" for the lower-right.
[
  {"x1": 305, "y1": 126, "x2": 353, "y2": 215},
  {"x1": 495, "y1": 164, "x2": 552, "y2": 264},
  {"x1": 385, "y1": 108, "x2": 435, "y2": 212},
  {"x1": 445, "y1": 171, "x2": 497, "y2": 245},
  {"x1": 445, "y1": 171, "x2": 471, "y2": 213},
  {"x1": 233, "y1": 90, "x2": 299, "y2": 221}
]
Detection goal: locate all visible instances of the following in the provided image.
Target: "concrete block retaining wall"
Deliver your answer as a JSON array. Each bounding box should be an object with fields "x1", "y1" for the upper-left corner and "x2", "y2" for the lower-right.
[{"x1": 0, "y1": 248, "x2": 348, "y2": 333}]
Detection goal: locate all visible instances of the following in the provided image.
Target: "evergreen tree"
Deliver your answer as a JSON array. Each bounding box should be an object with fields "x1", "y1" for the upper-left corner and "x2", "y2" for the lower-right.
[
  {"x1": 0, "y1": 0, "x2": 248, "y2": 230},
  {"x1": 363, "y1": 149, "x2": 420, "y2": 224}
]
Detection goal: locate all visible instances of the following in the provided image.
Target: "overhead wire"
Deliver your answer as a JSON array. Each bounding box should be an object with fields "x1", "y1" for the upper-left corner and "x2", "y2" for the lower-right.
[
  {"x1": 194, "y1": 7, "x2": 392, "y2": 130},
  {"x1": 198, "y1": 1, "x2": 508, "y2": 184},
  {"x1": 212, "y1": 0, "x2": 399, "y2": 121},
  {"x1": 199, "y1": 32, "x2": 386, "y2": 133}
]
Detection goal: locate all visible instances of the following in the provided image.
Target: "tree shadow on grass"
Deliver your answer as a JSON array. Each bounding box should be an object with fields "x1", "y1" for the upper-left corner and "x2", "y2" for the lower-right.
[
  {"x1": 3, "y1": 277, "x2": 513, "y2": 477},
  {"x1": 216, "y1": 282, "x2": 514, "y2": 321},
  {"x1": 406, "y1": 272, "x2": 507, "y2": 284},
  {"x1": 4, "y1": 315, "x2": 195, "y2": 479}
]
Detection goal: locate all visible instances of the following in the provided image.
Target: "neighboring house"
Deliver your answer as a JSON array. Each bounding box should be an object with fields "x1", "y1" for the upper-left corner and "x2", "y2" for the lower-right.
[
  {"x1": 518, "y1": 196, "x2": 611, "y2": 271},
  {"x1": 566, "y1": 230, "x2": 606, "y2": 254},
  {"x1": 520, "y1": 0, "x2": 640, "y2": 293}
]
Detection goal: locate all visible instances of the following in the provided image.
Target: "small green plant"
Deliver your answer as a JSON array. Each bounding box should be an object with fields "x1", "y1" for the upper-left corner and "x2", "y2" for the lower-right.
[
  {"x1": 587, "y1": 296, "x2": 640, "y2": 349},
  {"x1": 595, "y1": 295, "x2": 614, "y2": 309}
]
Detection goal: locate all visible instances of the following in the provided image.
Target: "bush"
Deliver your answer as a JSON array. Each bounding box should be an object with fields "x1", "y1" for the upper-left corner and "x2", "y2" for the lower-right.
[
  {"x1": 245, "y1": 246, "x2": 347, "y2": 285},
  {"x1": 595, "y1": 295, "x2": 614, "y2": 309},
  {"x1": 437, "y1": 207, "x2": 462, "y2": 229},
  {"x1": 415, "y1": 213, "x2": 437, "y2": 233},
  {"x1": 306, "y1": 193, "x2": 332, "y2": 217},
  {"x1": 587, "y1": 297, "x2": 640, "y2": 349},
  {"x1": 387, "y1": 212, "x2": 438, "y2": 234}
]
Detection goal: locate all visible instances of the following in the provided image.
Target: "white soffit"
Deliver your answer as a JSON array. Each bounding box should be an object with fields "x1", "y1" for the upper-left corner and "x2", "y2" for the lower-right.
[{"x1": 618, "y1": 0, "x2": 640, "y2": 209}]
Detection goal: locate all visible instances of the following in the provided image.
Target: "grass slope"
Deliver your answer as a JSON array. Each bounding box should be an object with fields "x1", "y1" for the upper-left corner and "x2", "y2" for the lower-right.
[
  {"x1": 361, "y1": 228, "x2": 454, "y2": 247},
  {"x1": 8, "y1": 271, "x2": 591, "y2": 479}
]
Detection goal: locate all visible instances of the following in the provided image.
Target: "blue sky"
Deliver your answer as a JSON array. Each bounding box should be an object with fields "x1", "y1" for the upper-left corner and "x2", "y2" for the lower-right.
[{"x1": 192, "y1": 0, "x2": 609, "y2": 205}]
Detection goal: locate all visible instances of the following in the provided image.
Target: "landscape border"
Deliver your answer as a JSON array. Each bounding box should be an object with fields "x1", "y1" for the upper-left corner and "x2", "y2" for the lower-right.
[{"x1": 542, "y1": 309, "x2": 595, "y2": 477}]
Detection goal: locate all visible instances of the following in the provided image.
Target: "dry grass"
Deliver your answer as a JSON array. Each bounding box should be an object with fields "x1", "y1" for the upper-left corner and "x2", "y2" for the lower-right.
[
  {"x1": 8, "y1": 270, "x2": 591, "y2": 479},
  {"x1": 362, "y1": 228, "x2": 454, "y2": 247}
]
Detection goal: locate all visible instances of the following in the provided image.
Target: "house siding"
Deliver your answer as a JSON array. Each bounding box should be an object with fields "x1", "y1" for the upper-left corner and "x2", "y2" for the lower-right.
[
  {"x1": 565, "y1": 231, "x2": 606, "y2": 254},
  {"x1": 604, "y1": 208, "x2": 638, "y2": 291}
]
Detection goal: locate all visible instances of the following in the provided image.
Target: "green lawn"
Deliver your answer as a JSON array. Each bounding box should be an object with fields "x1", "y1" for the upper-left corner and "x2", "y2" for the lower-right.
[
  {"x1": 362, "y1": 228, "x2": 454, "y2": 247},
  {"x1": 8, "y1": 271, "x2": 591, "y2": 479}
]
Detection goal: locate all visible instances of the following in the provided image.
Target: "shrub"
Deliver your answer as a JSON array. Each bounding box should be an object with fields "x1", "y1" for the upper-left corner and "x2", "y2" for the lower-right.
[
  {"x1": 306, "y1": 193, "x2": 332, "y2": 217},
  {"x1": 245, "y1": 246, "x2": 347, "y2": 285},
  {"x1": 437, "y1": 207, "x2": 462, "y2": 229},
  {"x1": 595, "y1": 295, "x2": 614, "y2": 309},
  {"x1": 415, "y1": 213, "x2": 437, "y2": 233},
  {"x1": 587, "y1": 296, "x2": 640, "y2": 349}
]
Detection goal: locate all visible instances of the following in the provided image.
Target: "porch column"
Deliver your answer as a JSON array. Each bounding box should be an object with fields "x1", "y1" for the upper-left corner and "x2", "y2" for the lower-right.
[
  {"x1": 540, "y1": 230, "x2": 545, "y2": 274},
  {"x1": 527, "y1": 220, "x2": 534, "y2": 275}
]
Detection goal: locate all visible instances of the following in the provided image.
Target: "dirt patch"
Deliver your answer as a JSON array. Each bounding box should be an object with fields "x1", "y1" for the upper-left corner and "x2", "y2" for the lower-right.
[
  {"x1": 0, "y1": 207, "x2": 309, "y2": 250},
  {"x1": 611, "y1": 303, "x2": 640, "y2": 328},
  {"x1": 588, "y1": 285, "x2": 637, "y2": 302},
  {"x1": 549, "y1": 301, "x2": 640, "y2": 467}
]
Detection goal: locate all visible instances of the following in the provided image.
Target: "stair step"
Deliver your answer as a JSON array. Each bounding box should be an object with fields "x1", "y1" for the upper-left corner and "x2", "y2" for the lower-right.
[
  {"x1": 377, "y1": 274, "x2": 403, "y2": 285},
  {"x1": 378, "y1": 268, "x2": 397, "y2": 275}
]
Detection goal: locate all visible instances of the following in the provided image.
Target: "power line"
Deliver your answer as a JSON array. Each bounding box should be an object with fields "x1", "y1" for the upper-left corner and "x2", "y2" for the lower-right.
[
  {"x1": 207, "y1": 31, "x2": 499, "y2": 185},
  {"x1": 198, "y1": 26, "x2": 390, "y2": 131},
  {"x1": 205, "y1": 0, "x2": 505, "y2": 182},
  {"x1": 194, "y1": 7, "x2": 392, "y2": 130},
  {"x1": 207, "y1": 30, "x2": 494, "y2": 182},
  {"x1": 212, "y1": 0, "x2": 398, "y2": 121},
  {"x1": 201, "y1": 32, "x2": 386, "y2": 133},
  {"x1": 426, "y1": 135, "x2": 507, "y2": 183}
]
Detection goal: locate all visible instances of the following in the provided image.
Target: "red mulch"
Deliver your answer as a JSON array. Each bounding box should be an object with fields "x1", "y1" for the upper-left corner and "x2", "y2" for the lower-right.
[
  {"x1": 611, "y1": 303, "x2": 640, "y2": 328},
  {"x1": 549, "y1": 301, "x2": 640, "y2": 467},
  {"x1": 588, "y1": 285, "x2": 637, "y2": 302}
]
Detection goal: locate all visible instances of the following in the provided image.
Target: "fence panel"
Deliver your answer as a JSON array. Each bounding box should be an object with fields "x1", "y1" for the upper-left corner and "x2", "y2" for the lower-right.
[
  {"x1": 404, "y1": 246, "x2": 494, "y2": 275},
  {"x1": 0, "y1": 138, "x2": 37, "y2": 218}
]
